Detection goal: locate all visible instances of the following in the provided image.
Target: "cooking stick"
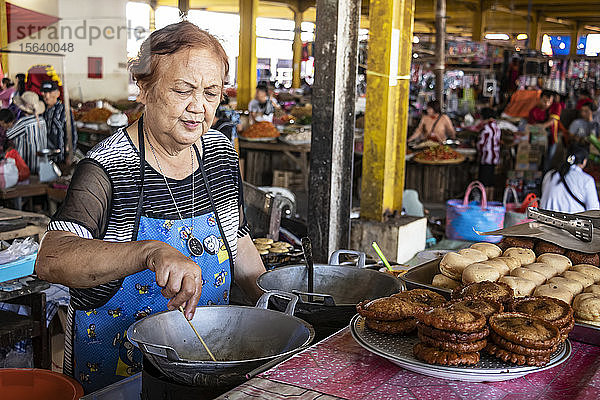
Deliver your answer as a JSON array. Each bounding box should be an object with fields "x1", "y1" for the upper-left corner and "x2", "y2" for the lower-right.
[{"x1": 178, "y1": 306, "x2": 217, "y2": 362}]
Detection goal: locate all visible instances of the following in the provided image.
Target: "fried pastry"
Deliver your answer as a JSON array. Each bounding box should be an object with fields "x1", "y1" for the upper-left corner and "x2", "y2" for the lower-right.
[
  {"x1": 510, "y1": 267, "x2": 546, "y2": 286},
  {"x1": 446, "y1": 298, "x2": 503, "y2": 320},
  {"x1": 547, "y1": 276, "x2": 584, "y2": 295},
  {"x1": 418, "y1": 305, "x2": 486, "y2": 333},
  {"x1": 509, "y1": 296, "x2": 573, "y2": 330},
  {"x1": 534, "y1": 241, "x2": 565, "y2": 256},
  {"x1": 498, "y1": 276, "x2": 536, "y2": 297},
  {"x1": 365, "y1": 318, "x2": 416, "y2": 335},
  {"x1": 416, "y1": 322, "x2": 489, "y2": 342},
  {"x1": 417, "y1": 332, "x2": 487, "y2": 353},
  {"x1": 485, "y1": 343, "x2": 552, "y2": 366},
  {"x1": 499, "y1": 237, "x2": 535, "y2": 251},
  {"x1": 439, "y1": 252, "x2": 473, "y2": 280},
  {"x1": 534, "y1": 283, "x2": 574, "y2": 305},
  {"x1": 573, "y1": 293, "x2": 600, "y2": 322},
  {"x1": 495, "y1": 256, "x2": 521, "y2": 272},
  {"x1": 452, "y1": 281, "x2": 514, "y2": 306},
  {"x1": 488, "y1": 312, "x2": 560, "y2": 350},
  {"x1": 458, "y1": 248, "x2": 488, "y2": 263},
  {"x1": 489, "y1": 331, "x2": 556, "y2": 356},
  {"x1": 356, "y1": 297, "x2": 410, "y2": 321},
  {"x1": 503, "y1": 248, "x2": 536, "y2": 266},
  {"x1": 537, "y1": 254, "x2": 572, "y2": 274},
  {"x1": 562, "y1": 270, "x2": 594, "y2": 288},
  {"x1": 392, "y1": 289, "x2": 446, "y2": 312},
  {"x1": 413, "y1": 342, "x2": 480, "y2": 366},
  {"x1": 565, "y1": 251, "x2": 600, "y2": 267},
  {"x1": 523, "y1": 263, "x2": 556, "y2": 280},
  {"x1": 461, "y1": 263, "x2": 500, "y2": 284},
  {"x1": 571, "y1": 264, "x2": 600, "y2": 283},
  {"x1": 432, "y1": 274, "x2": 461, "y2": 290}
]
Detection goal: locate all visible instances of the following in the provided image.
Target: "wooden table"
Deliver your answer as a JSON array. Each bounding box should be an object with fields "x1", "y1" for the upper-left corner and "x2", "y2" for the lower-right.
[
  {"x1": 239, "y1": 139, "x2": 311, "y2": 192},
  {"x1": 220, "y1": 328, "x2": 600, "y2": 400}
]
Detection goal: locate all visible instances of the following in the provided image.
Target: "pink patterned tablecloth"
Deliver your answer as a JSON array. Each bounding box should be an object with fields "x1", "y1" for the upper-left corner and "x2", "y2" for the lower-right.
[{"x1": 219, "y1": 328, "x2": 600, "y2": 400}]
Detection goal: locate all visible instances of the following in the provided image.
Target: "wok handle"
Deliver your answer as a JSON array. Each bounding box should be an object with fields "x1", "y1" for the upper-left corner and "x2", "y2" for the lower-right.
[
  {"x1": 255, "y1": 290, "x2": 299, "y2": 316},
  {"x1": 291, "y1": 290, "x2": 337, "y2": 306},
  {"x1": 329, "y1": 250, "x2": 367, "y2": 268},
  {"x1": 137, "y1": 340, "x2": 182, "y2": 362}
]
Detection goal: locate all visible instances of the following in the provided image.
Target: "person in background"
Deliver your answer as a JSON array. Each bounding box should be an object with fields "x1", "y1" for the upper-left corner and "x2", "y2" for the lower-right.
[
  {"x1": 248, "y1": 84, "x2": 278, "y2": 123},
  {"x1": 541, "y1": 145, "x2": 599, "y2": 213},
  {"x1": 212, "y1": 94, "x2": 241, "y2": 145},
  {"x1": 0, "y1": 108, "x2": 13, "y2": 148},
  {"x1": 6, "y1": 91, "x2": 47, "y2": 173},
  {"x1": 476, "y1": 107, "x2": 501, "y2": 200},
  {"x1": 8, "y1": 74, "x2": 27, "y2": 121},
  {"x1": 408, "y1": 100, "x2": 457, "y2": 144},
  {"x1": 0, "y1": 78, "x2": 15, "y2": 108},
  {"x1": 40, "y1": 80, "x2": 77, "y2": 162},
  {"x1": 528, "y1": 90, "x2": 560, "y2": 171},
  {"x1": 569, "y1": 99, "x2": 599, "y2": 138}
]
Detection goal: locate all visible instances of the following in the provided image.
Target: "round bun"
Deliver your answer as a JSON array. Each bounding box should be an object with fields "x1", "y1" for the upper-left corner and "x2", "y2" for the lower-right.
[
  {"x1": 537, "y1": 254, "x2": 572, "y2": 274},
  {"x1": 562, "y1": 270, "x2": 594, "y2": 288},
  {"x1": 565, "y1": 251, "x2": 600, "y2": 267},
  {"x1": 439, "y1": 252, "x2": 473, "y2": 280},
  {"x1": 432, "y1": 274, "x2": 461, "y2": 290},
  {"x1": 462, "y1": 264, "x2": 501, "y2": 284},
  {"x1": 499, "y1": 237, "x2": 535, "y2": 251},
  {"x1": 470, "y1": 243, "x2": 502, "y2": 259},
  {"x1": 534, "y1": 283, "x2": 574, "y2": 305},
  {"x1": 503, "y1": 248, "x2": 536, "y2": 266},
  {"x1": 585, "y1": 284, "x2": 600, "y2": 294},
  {"x1": 495, "y1": 256, "x2": 521, "y2": 272},
  {"x1": 458, "y1": 248, "x2": 489, "y2": 263},
  {"x1": 534, "y1": 241, "x2": 566, "y2": 256},
  {"x1": 547, "y1": 276, "x2": 584, "y2": 295},
  {"x1": 573, "y1": 293, "x2": 600, "y2": 321},
  {"x1": 484, "y1": 259, "x2": 511, "y2": 276},
  {"x1": 511, "y1": 267, "x2": 546, "y2": 286},
  {"x1": 523, "y1": 263, "x2": 557, "y2": 280},
  {"x1": 571, "y1": 265, "x2": 600, "y2": 283},
  {"x1": 498, "y1": 276, "x2": 536, "y2": 297}
]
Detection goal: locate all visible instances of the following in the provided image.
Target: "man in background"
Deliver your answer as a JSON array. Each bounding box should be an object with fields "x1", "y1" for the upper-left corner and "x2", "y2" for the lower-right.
[{"x1": 40, "y1": 81, "x2": 77, "y2": 162}]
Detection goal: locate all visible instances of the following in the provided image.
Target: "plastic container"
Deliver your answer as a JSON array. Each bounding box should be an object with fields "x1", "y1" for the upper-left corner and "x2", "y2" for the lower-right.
[
  {"x1": 0, "y1": 368, "x2": 84, "y2": 400},
  {"x1": 80, "y1": 373, "x2": 141, "y2": 399},
  {"x1": 0, "y1": 253, "x2": 37, "y2": 283}
]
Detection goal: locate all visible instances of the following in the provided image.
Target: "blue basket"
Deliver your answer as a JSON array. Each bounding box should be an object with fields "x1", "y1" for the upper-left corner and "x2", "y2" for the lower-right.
[{"x1": 0, "y1": 253, "x2": 37, "y2": 283}]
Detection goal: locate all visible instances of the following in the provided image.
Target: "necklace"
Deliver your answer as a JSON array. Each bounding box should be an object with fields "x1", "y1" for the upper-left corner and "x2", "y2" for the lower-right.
[{"x1": 144, "y1": 126, "x2": 204, "y2": 257}]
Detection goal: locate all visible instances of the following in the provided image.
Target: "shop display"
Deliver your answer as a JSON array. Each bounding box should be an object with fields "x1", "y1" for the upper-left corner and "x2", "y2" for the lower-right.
[
  {"x1": 413, "y1": 145, "x2": 465, "y2": 165},
  {"x1": 240, "y1": 121, "x2": 280, "y2": 140}
]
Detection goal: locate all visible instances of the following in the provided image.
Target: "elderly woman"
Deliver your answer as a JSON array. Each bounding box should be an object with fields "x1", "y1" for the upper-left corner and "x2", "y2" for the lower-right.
[{"x1": 35, "y1": 22, "x2": 266, "y2": 393}]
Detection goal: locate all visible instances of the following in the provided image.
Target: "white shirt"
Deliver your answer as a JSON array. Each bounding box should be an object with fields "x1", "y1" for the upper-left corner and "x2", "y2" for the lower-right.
[{"x1": 541, "y1": 165, "x2": 600, "y2": 213}]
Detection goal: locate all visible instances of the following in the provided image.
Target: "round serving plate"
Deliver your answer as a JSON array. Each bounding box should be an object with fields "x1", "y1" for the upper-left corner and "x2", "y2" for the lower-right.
[
  {"x1": 350, "y1": 315, "x2": 571, "y2": 382},
  {"x1": 413, "y1": 154, "x2": 466, "y2": 165},
  {"x1": 238, "y1": 135, "x2": 278, "y2": 142}
]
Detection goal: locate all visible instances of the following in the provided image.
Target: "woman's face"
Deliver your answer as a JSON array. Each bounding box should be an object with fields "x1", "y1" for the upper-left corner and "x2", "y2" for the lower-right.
[
  {"x1": 426, "y1": 107, "x2": 435, "y2": 116},
  {"x1": 139, "y1": 48, "x2": 224, "y2": 148}
]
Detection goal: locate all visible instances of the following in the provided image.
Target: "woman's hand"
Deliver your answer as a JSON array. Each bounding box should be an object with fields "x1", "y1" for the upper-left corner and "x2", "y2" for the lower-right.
[{"x1": 144, "y1": 241, "x2": 203, "y2": 320}]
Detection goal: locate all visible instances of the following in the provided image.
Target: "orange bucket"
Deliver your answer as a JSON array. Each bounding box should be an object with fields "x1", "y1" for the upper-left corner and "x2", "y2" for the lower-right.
[{"x1": 0, "y1": 368, "x2": 84, "y2": 400}]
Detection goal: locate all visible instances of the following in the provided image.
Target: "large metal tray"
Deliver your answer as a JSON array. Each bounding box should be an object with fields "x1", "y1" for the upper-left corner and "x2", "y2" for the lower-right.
[
  {"x1": 399, "y1": 258, "x2": 600, "y2": 346},
  {"x1": 350, "y1": 314, "x2": 571, "y2": 382}
]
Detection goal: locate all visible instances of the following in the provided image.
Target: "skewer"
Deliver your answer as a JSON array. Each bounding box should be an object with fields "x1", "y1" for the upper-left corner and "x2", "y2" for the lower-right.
[{"x1": 178, "y1": 306, "x2": 217, "y2": 362}]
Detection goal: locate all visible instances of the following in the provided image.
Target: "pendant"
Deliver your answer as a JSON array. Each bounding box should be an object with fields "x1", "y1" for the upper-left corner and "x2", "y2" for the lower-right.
[{"x1": 187, "y1": 235, "x2": 204, "y2": 257}]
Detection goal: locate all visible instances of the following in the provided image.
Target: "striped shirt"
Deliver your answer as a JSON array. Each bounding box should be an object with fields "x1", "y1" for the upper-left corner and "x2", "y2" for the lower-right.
[
  {"x1": 6, "y1": 115, "x2": 47, "y2": 173},
  {"x1": 48, "y1": 128, "x2": 249, "y2": 310},
  {"x1": 43, "y1": 100, "x2": 77, "y2": 161},
  {"x1": 477, "y1": 120, "x2": 501, "y2": 165}
]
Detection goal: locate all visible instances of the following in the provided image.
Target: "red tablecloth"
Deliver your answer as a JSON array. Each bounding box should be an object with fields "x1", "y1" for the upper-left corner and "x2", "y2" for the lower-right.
[{"x1": 219, "y1": 328, "x2": 600, "y2": 400}]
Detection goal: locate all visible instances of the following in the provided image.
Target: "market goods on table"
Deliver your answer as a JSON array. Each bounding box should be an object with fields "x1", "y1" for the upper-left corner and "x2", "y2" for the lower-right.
[
  {"x1": 351, "y1": 287, "x2": 572, "y2": 381},
  {"x1": 78, "y1": 107, "x2": 113, "y2": 123},
  {"x1": 240, "y1": 121, "x2": 279, "y2": 139},
  {"x1": 413, "y1": 145, "x2": 465, "y2": 165}
]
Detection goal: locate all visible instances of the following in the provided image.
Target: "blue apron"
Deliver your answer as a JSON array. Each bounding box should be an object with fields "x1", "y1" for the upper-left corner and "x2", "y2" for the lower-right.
[{"x1": 72, "y1": 118, "x2": 233, "y2": 393}]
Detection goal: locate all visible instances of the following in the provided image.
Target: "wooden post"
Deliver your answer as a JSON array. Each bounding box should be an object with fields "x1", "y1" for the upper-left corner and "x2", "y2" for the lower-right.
[
  {"x1": 434, "y1": 0, "x2": 446, "y2": 105},
  {"x1": 570, "y1": 22, "x2": 582, "y2": 58},
  {"x1": 292, "y1": 9, "x2": 303, "y2": 89},
  {"x1": 237, "y1": 0, "x2": 258, "y2": 110},
  {"x1": 308, "y1": 0, "x2": 360, "y2": 261},
  {"x1": 361, "y1": 0, "x2": 416, "y2": 221},
  {"x1": 471, "y1": 0, "x2": 484, "y2": 42},
  {"x1": 0, "y1": 0, "x2": 8, "y2": 76},
  {"x1": 528, "y1": 11, "x2": 542, "y2": 50}
]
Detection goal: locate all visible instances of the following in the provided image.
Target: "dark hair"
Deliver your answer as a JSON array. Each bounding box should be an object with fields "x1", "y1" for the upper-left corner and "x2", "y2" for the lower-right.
[
  {"x1": 15, "y1": 74, "x2": 25, "y2": 95},
  {"x1": 540, "y1": 90, "x2": 554, "y2": 99},
  {"x1": 481, "y1": 107, "x2": 496, "y2": 120},
  {"x1": 427, "y1": 100, "x2": 441, "y2": 114},
  {"x1": 0, "y1": 109, "x2": 15, "y2": 124},
  {"x1": 1, "y1": 78, "x2": 13, "y2": 88},
  {"x1": 580, "y1": 89, "x2": 591, "y2": 98},
  {"x1": 256, "y1": 84, "x2": 268, "y2": 95},
  {"x1": 555, "y1": 145, "x2": 589, "y2": 179},
  {"x1": 129, "y1": 21, "x2": 229, "y2": 94}
]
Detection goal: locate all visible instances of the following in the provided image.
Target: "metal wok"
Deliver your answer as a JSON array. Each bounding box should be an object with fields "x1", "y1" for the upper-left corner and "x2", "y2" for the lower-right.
[
  {"x1": 127, "y1": 291, "x2": 314, "y2": 387},
  {"x1": 256, "y1": 250, "x2": 402, "y2": 339}
]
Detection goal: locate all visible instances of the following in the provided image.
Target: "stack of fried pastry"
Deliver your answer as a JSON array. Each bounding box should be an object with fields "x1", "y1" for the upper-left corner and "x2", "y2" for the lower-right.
[
  {"x1": 486, "y1": 312, "x2": 561, "y2": 366},
  {"x1": 413, "y1": 303, "x2": 488, "y2": 366},
  {"x1": 509, "y1": 296, "x2": 574, "y2": 341},
  {"x1": 356, "y1": 289, "x2": 445, "y2": 335}
]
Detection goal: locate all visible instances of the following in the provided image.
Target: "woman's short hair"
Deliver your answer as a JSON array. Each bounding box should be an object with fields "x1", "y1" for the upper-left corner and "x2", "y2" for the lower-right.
[
  {"x1": 427, "y1": 100, "x2": 441, "y2": 114},
  {"x1": 0, "y1": 109, "x2": 15, "y2": 124},
  {"x1": 129, "y1": 21, "x2": 229, "y2": 93}
]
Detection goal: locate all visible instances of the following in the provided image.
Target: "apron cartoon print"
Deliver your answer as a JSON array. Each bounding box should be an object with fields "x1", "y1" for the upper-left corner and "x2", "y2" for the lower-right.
[{"x1": 71, "y1": 118, "x2": 233, "y2": 393}]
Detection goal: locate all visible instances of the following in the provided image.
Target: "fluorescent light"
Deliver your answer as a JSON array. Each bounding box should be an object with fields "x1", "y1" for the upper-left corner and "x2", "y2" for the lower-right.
[
  {"x1": 413, "y1": 36, "x2": 420, "y2": 44},
  {"x1": 541, "y1": 34, "x2": 552, "y2": 56},
  {"x1": 516, "y1": 33, "x2": 528, "y2": 41},
  {"x1": 586, "y1": 34, "x2": 600, "y2": 56},
  {"x1": 485, "y1": 33, "x2": 510, "y2": 40},
  {"x1": 559, "y1": 42, "x2": 566, "y2": 50}
]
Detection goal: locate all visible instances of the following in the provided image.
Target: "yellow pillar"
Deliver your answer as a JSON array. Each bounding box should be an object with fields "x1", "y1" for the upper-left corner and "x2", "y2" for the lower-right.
[
  {"x1": 471, "y1": 1, "x2": 484, "y2": 42},
  {"x1": 0, "y1": 0, "x2": 8, "y2": 77},
  {"x1": 528, "y1": 11, "x2": 542, "y2": 50},
  {"x1": 361, "y1": 0, "x2": 415, "y2": 221},
  {"x1": 237, "y1": 0, "x2": 258, "y2": 110},
  {"x1": 149, "y1": 6, "x2": 156, "y2": 31},
  {"x1": 178, "y1": 0, "x2": 189, "y2": 17},
  {"x1": 292, "y1": 9, "x2": 303, "y2": 89},
  {"x1": 570, "y1": 22, "x2": 582, "y2": 57}
]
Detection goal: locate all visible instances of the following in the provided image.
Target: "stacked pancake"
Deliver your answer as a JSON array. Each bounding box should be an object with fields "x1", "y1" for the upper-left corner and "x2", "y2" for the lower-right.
[
  {"x1": 253, "y1": 238, "x2": 292, "y2": 255},
  {"x1": 510, "y1": 296, "x2": 574, "y2": 341},
  {"x1": 486, "y1": 312, "x2": 561, "y2": 366},
  {"x1": 452, "y1": 281, "x2": 514, "y2": 309},
  {"x1": 356, "y1": 289, "x2": 445, "y2": 335},
  {"x1": 413, "y1": 302, "x2": 489, "y2": 366}
]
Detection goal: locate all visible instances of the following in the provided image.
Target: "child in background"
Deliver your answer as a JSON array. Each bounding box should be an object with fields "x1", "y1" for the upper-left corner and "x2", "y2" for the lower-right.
[{"x1": 477, "y1": 108, "x2": 501, "y2": 200}]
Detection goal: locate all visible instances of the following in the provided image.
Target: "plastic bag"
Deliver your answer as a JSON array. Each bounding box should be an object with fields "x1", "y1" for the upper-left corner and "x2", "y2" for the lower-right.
[
  {"x1": 0, "y1": 237, "x2": 39, "y2": 265},
  {"x1": 0, "y1": 158, "x2": 19, "y2": 189}
]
